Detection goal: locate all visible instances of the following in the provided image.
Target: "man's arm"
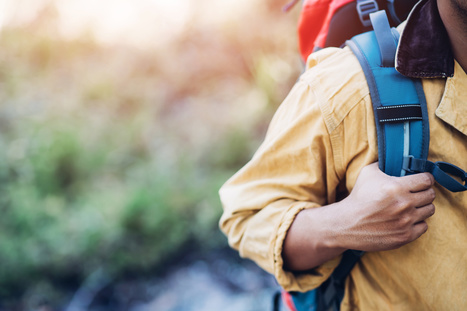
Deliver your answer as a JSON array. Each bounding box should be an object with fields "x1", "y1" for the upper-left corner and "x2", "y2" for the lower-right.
[
  {"x1": 283, "y1": 163, "x2": 436, "y2": 271},
  {"x1": 219, "y1": 46, "x2": 432, "y2": 291}
]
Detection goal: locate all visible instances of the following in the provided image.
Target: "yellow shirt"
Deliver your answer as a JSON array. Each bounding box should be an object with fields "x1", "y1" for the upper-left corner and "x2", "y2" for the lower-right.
[{"x1": 219, "y1": 43, "x2": 467, "y2": 310}]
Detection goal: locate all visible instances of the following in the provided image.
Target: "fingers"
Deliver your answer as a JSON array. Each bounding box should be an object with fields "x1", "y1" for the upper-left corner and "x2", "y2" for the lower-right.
[
  {"x1": 411, "y1": 186, "x2": 436, "y2": 207},
  {"x1": 406, "y1": 182, "x2": 436, "y2": 224},
  {"x1": 400, "y1": 172, "x2": 435, "y2": 193},
  {"x1": 401, "y1": 204, "x2": 434, "y2": 246},
  {"x1": 411, "y1": 220, "x2": 429, "y2": 240},
  {"x1": 413, "y1": 202, "x2": 436, "y2": 224},
  {"x1": 367, "y1": 162, "x2": 435, "y2": 193}
]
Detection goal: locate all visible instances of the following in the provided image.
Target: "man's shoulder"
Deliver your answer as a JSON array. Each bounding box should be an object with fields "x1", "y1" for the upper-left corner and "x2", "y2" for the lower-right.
[{"x1": 299, "y1": 47, "x2": 371, "y2": 133}]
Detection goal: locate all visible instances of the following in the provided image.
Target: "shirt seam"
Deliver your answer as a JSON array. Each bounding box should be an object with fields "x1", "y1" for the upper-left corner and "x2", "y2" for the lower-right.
[{"x1": 319, "y1": 95, "x2": 368, "y2": 179}]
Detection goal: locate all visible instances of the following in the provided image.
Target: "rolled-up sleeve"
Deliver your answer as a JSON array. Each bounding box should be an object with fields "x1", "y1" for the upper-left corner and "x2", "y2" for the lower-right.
[{"x1": 219, "y1": 47, "x2": 371, "y2": 291}]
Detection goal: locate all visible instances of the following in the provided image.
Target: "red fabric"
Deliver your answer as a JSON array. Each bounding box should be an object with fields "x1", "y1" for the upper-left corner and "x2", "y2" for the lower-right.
[
  {"x1": 298, "y1": 0, "x2": 354, "y2": 62},
  {"x1": 281, "y1": 291, "x2": 298, "y2": 311}
]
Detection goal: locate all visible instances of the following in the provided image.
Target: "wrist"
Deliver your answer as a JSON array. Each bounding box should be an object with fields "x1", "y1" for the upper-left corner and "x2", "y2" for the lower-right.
[
  {"x1": 282, "y1": 203, "x2": 348, "y2": 271},
  {"x1": 307, "y1": 202, "x2": 351, "y2": 251}
]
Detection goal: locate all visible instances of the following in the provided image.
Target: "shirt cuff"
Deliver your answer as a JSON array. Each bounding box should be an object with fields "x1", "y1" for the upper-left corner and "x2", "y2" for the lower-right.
[{"x1": 272, "y1": 203, "x2": 342, "y2": 292}]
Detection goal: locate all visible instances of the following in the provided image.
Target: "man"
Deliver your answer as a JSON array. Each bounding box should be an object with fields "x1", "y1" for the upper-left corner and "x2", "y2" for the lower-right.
[{"x1": 219, "y1": 0, "x2": 467, "y2": 309}]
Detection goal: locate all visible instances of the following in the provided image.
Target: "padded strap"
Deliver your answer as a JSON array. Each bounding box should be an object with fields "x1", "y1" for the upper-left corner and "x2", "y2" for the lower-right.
[{"x1": 346, "y1": 11, "x2": 429, "y2": 177}]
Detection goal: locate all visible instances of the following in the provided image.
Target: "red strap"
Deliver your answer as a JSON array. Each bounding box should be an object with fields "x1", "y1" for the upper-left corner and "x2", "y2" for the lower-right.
[
  {"x1": 298, "y1": 0, "x2": 354, "y2": 62},
  {"x1": 281, "y1": 291, "x2": 298, "y2": 311}
]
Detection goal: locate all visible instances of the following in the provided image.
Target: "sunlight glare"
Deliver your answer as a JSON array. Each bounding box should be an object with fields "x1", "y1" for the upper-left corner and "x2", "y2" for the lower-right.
[
  {"x1": 0, "y1": 0, "x2": 251, "y2": 49},
  {"x1": 55, "y1": 0, "x2": 193, "y2": 48}
]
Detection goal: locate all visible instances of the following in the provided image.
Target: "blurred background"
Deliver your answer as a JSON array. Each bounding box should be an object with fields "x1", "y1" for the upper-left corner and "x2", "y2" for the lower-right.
[{"x1": 0, "y1": 0, "x2": 302, "y2": 310}]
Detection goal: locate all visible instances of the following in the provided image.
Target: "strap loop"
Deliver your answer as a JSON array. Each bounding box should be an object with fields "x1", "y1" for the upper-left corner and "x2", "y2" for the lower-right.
[{"x1": 403, "y1": 156, "x2": 467, "y2": 192}]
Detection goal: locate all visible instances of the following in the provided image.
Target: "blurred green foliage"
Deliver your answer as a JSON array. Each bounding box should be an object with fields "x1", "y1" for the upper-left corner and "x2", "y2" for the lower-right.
[{"x1": 0, "y1": 0, "x2": 301, "y2": 306}]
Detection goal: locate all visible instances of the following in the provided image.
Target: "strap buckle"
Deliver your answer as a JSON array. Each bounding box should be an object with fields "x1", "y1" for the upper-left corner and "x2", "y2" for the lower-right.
[
  {"x1": 356, "y1": 0, "x2": 379, "y2": 27},
  {"x1": 402, "y1": 155, "x2": 419, "y2": 174}
]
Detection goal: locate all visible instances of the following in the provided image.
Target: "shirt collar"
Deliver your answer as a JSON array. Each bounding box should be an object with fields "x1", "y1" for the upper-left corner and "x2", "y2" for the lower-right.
[{"x1": 396, "y1": 0, "x2": 454, "y2": 78}]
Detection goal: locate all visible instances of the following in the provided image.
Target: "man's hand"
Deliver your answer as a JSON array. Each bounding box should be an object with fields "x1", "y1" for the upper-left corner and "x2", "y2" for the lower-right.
[
  {"x1": 339, "y1": 162, "x2": 436, "y2": 252},
  {"x1": 283, "y1": 162, "x2": 436, "y2": 271}
]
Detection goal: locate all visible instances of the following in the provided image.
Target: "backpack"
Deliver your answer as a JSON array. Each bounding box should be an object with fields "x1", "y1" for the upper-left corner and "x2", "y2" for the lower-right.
[
  {"x1": 274, "y1": 6, "x2": 467, "y2": 311},
  {"x1": 296, "y1": 0, "x2": 418, "y2": 62}
]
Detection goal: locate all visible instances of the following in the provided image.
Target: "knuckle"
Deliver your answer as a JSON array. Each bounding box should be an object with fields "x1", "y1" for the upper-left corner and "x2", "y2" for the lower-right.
[
  {"x1": 420, "y1": 173, "x2": 434, "y2": 188},
  {"x1": 393, "y1": 199, "x2": 410, "y2": 213},
  {"x1": 427, "y1": 188, "x2": 436, "y2": 201},
  {"x1": 382, "y1": 182, "x2": 401, "y2": 196},
  {"x1": 397, "y1": 215, "x2": 412, "y2": 228}
]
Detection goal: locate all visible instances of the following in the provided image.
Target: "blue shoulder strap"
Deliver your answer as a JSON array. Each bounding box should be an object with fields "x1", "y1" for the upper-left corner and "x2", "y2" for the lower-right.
[
  {"x1": 347, "y1": 11, "x2": 467, "y2": 192},
  {"x1": 346, "y1": 10, "x2": 428, "y2": 177}
]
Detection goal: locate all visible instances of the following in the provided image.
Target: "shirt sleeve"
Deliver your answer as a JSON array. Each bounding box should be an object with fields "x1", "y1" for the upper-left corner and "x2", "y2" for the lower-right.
[{"x1": 219, "y1": 47, "x2": 371, "y2": 291}]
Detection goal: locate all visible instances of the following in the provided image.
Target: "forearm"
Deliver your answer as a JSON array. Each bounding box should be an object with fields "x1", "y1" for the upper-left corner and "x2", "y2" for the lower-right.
[{"x1": 282, "y1": 202, "x2": 347, "y2": 271}]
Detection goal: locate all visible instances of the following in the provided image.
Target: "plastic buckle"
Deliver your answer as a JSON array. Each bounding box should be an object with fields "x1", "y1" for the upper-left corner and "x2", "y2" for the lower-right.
[
  {"x1": 356, "y1": 0, "x2": 379, "y2": 27},
  {"x1": 402, "y1": 155, "x2": 415, "y2": 174}
]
